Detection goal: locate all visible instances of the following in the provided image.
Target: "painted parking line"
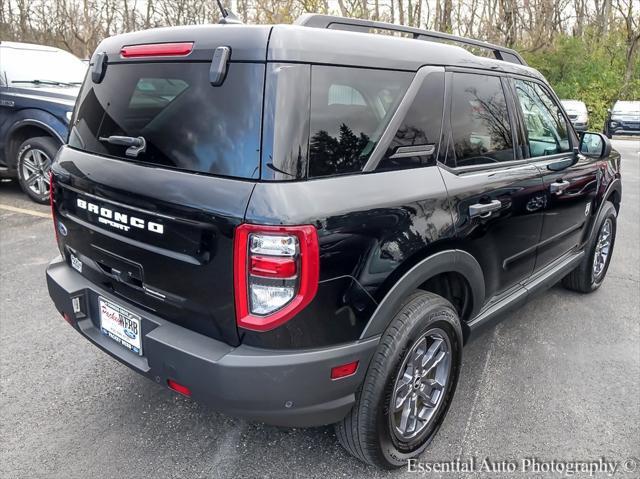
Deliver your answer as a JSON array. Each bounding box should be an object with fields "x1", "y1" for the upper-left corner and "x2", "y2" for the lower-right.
[{"x1": 0, "y1": 204, "x2": 51, "y2": 219}]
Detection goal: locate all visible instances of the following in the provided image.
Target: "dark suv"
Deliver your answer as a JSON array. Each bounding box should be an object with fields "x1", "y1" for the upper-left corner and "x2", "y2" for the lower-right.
[
  {"x1": 604, "y1": 100, "x2": 640, "y2": 138},
  {"x1": 46, "y1": 15, "x2": 622, "y2": 468},
  {"x1": 0, "y1": 41, "x2": 86, "y2": 203}
]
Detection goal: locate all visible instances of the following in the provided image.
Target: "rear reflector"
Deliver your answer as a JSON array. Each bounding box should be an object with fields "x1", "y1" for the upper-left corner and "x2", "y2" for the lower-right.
[
  {"x1": 331, "y1": 361, "x2": 359, "y2": 380},
  {"x1": 120, "y1": 42, "x2": 194, "y2": 58},
  {"x1": 167, "y1": 379, "x2": 191, "y2": 397}
]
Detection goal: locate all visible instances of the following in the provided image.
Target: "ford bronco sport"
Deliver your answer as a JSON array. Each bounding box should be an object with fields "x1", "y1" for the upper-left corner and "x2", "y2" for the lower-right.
[{"x1": 46, "y1": 14, "x2": 622, "y2": 468}]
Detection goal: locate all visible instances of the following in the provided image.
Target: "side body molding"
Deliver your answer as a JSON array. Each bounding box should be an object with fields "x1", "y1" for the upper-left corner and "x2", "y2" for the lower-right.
[{"x1": 359, "y1": 249, "x2": 485, "y2": 339}]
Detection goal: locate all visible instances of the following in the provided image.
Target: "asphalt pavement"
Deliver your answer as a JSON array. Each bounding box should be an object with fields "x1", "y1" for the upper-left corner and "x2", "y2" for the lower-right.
[{"x1": 1, "y1": 139, "x2": 639, "y2": 479}]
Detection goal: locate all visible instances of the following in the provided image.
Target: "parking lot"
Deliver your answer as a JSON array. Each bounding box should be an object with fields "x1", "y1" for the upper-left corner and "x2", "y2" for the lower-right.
[{"x1": 0, "y1": 139, "x2": 638, "y2": 478}]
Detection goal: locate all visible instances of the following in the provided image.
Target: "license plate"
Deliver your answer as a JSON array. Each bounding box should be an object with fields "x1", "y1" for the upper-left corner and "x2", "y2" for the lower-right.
[{"x1": 99, "y1": 297, "x2": 142, "y2": 355}]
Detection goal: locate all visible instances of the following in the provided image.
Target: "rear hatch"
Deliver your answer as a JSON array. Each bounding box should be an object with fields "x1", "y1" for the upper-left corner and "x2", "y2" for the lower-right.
[{"x1": 52, "y1": 25, "x2": 272, "y2": 346}]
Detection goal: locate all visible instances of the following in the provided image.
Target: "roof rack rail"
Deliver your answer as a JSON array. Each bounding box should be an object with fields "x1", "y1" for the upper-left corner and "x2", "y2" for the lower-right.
[{"x1": 295, "y1": 14, "x2": 527, "y2": 66}]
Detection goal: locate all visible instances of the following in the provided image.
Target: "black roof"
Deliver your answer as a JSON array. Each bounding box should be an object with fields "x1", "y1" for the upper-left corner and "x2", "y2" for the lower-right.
[{"x1": 92, "y1": 20, "x2": 543, "y2": 81}]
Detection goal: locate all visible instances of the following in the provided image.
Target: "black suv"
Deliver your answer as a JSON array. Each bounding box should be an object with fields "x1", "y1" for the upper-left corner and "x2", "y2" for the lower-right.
[
  {"x1": 0, "y1": 42, "x2": 86, "y2": 203},
  {"x1": 604, "y1": 100, "x2": 640, "y2": 138},
  {"x1": 46, "y1": 15, "x2": 622, "y2": 468}
]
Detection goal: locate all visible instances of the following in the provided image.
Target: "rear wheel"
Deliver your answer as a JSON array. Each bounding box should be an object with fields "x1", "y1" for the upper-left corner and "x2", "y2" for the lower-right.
[
  {"x1": 335, "y1": 291, "x2": 462, "y2": 468},
  {"x1": 563, "y1": 201, "x2": 617, "y2": 293},
  {"x1": 16, "y1": 136, "x2": 58, "y2": 204}
]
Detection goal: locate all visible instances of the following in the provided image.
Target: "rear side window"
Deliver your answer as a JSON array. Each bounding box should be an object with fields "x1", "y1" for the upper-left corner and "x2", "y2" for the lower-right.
[
  {"x1": 308, "y1": 66, "x2": 412, "y2": 178},
  {"x1": 514, "y1": 79, "x2": 570, "y2": 158},
  {"x1": 377, "y1": 72, "x2": 444, "y2": 171},
  {"x1": 69, "y1": 62, "x2": 264, "y2": 179},
  {"x1": 450, "y1": 73, "x2": 514, "y2": 167}
]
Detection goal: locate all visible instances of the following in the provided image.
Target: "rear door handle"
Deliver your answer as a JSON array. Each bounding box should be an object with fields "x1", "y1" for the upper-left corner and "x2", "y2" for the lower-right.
[
  {"x1": 469, "y1": 200, "x2": 502, "y2": 218},
  {"x1": 550, "y1": 179, "x2": 569, "y2": 195}
]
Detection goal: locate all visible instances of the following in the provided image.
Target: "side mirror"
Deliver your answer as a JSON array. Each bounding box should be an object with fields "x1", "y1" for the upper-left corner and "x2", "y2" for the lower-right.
[
  {"x1": 579, "y1": 132, "x2": 611, "y2": 158},
  {"x1": 587, "y1": 107, "x2": 593, "y2": 114}
]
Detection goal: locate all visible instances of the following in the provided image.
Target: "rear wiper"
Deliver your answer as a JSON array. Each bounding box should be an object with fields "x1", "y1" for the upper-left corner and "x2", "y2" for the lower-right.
[
  {"x1": 12, "y1": 79, "x2": 75, "y2": 87},
  {"x1": 99, "y1": 135, "x2": 146, "y2": 158}
]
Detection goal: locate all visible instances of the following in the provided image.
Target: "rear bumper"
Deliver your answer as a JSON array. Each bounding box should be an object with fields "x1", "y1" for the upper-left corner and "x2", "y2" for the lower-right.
[{"x1": 46, "y1": 257, "x2": 378, "y2": 427}]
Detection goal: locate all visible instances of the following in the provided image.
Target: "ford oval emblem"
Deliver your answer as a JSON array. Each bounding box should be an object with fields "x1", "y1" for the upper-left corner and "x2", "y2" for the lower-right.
[
  {"x1": 124, "y1": 329, "x2": 136, "y2": 339},
  {"x1": 58, "y1": 221, "x2": 68, "y2": 237}
]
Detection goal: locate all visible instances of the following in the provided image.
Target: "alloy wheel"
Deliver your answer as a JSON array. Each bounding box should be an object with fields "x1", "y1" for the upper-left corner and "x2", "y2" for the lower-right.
[
  {"x1": 390, "y1": 328, "x2": 452, "y2": 441},
  {"x1": 592, "y1": 218, "x2": 612, "y2": 281},
  {"x1": 21, "y1": 148, "x2": 52, "y2": 197}
]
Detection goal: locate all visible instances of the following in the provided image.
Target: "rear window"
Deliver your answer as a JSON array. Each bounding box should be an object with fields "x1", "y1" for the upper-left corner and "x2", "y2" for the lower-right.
[
  {"x1": 69, "y1": 62, "x2": 264, "y2": 179},
  {"x1": 308, "y1": 66, "x2": 412, "y2": 178}
]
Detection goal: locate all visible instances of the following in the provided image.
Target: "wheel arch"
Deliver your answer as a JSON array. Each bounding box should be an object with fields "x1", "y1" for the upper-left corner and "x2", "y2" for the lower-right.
[
  {"x1": 586, "y1": 178, "x2": 622, "y2": 244},
  {"x1": 359, "y1": 249, "x2": 485, "y2": 342},
  {"x1": 605, "y1": 181, "x2": 621, "y2": 214},
  {"x1": 4, "y1": 119, "x2": 64, "y2": 169}
]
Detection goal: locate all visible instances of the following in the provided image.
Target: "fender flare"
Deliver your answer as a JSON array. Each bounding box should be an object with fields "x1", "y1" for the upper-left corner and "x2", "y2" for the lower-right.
[
  {"x1": 585, "y1": 178, "x2": 622, "y2": 245},
  {"x1": 4, "y1": 117, "x2": 66, "y2": 167},
  {"x1": 601, "y1": 178, "x2": 622, "y2": 212},
  {"x1": 584, "y1": 178, "x2": 622, "y2": 244},
  {"x1": 359, "y1": 249, "x2": 485, "y2": 339}
]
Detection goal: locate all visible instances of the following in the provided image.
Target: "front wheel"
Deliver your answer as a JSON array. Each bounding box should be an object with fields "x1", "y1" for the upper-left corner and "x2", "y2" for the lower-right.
[
  {"x1": 563, "y1": 201, "x2": 617, "y2": 293},
  {"x1": 335, "y1": 291, "x2": 462, "y2": 468},
  {"x1": 16, "y1": 136, "x2": 59, "y2": 204}
]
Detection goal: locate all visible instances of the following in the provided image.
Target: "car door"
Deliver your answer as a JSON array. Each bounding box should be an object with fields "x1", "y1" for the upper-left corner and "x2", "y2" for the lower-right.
[
  {"x1": 439, "y1": 71, "x2": 546, "y2": 300},
  {"x1": 510, "y1": 78, "x2": 600, "y2": 271}
]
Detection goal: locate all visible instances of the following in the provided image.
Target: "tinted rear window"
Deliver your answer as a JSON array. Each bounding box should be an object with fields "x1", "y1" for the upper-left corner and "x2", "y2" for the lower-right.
[
  {"x1": 308, "y1": 66, "x2": 412, "y2": 178},
  {"x1": 69, "y1": 62, "x2": 264, "y2": 179}
]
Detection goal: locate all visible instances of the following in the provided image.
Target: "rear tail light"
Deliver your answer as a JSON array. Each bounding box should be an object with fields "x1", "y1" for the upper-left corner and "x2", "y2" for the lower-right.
[
  {"x1": 234, "y1": 224, "x2": 319, "y2": 331},
  {"x1": 49, "y1": 171, "x2": 57, "y2": 239},
  {"x1": 49, "y1": 171, "x2": 63, "y2": 255}
]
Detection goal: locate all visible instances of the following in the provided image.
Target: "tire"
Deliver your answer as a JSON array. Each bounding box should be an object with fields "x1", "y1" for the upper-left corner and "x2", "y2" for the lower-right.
[
  {"x1": 562, "y1": 201, "x2": 617, "y2": 293},
  {"x1": 604, "y1": 123, "x2": 612, "y2": 139},
  {"x1": 335, "y1": 291, "x2": 463, "y2": 468},
  {"x1": 16, "y1": 136, "x2": 59, "y2": 204}
]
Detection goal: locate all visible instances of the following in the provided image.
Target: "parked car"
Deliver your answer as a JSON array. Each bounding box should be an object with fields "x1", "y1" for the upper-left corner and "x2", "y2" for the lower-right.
[
  {"x1": 0, "y1": 41, "x2": 86, "y2": 203},
  {"x1": 560, "y1": 99, "x2": 589, "y2": 132},
  {"x1": 46, "y1": 15, "x2": 622, "y2": 468},
  {"x1": 604, "y1": 100, "x2": 640, "y2": 138}
]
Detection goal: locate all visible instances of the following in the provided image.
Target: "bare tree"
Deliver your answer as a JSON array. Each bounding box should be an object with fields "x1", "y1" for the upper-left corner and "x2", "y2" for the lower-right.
[
  {"x1": 0, "y1": 0, "x2": 637, "y2": 84},
  {"x1": 615, "y1": 0, "x2": 640, "y2": 94}
]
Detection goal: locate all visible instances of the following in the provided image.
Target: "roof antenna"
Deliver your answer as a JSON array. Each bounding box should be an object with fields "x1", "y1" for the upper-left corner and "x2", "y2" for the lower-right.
[{"x1": 216, "y1": 0, "x2": 243, "y2": 24}]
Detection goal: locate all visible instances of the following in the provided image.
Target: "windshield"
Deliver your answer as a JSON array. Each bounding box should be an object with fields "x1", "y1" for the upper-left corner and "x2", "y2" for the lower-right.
[
  {"x1": 612, "y1": 101, "x2": 640, "y2": 114},
  {"x1": 561, "y1": 100, "x2": 586, "y2": 112},
  {"x1": 2, "y1": 46, "x2": 86, "y2": 85}
]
